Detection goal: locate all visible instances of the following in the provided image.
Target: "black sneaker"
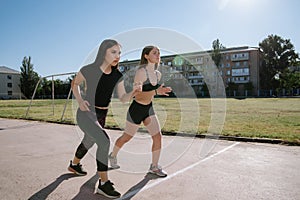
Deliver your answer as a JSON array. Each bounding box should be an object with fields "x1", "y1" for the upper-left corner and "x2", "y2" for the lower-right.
[
  {"x1": 67, "y1": 160, "x2": 87, "y2": 176},
  {"x1": 97, "y1": 180, "x2": 121, "y2": 199}
]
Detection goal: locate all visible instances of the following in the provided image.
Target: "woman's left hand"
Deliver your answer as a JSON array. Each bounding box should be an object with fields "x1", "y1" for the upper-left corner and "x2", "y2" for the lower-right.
[{"x1": 157, "y1": 84, "x2": 172, "y2": 96}]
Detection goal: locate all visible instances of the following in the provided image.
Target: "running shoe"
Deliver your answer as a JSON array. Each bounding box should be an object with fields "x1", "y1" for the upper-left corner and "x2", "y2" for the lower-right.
[
  {"x1": 149, "y1": 164, "x2": 167, "y2": 177},
  {"x1": 108, "y1": 153, "x2": 120, "y2": 169},
  {"x1": 97, "y1": 180, "x2": 121, "y2": 199},
  {"x1": 67, "y1": 160, "x2": 87, "y2": 176}
]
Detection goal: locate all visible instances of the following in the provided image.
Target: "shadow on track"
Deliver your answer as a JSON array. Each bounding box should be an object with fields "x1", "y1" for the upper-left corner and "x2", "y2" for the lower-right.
[{"x1": 28, "y1": 173, "x2": 79, "y2": 200}]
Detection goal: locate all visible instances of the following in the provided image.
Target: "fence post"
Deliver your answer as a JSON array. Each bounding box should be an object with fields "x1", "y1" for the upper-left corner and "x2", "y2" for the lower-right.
[{"x1": 52, "y1": 76, "x2": 55, "y2": 115}]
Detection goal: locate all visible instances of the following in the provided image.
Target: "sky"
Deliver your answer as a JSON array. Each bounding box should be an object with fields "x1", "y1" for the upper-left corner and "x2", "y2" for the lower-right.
[{"x1": 1, "y1": 0, "x2": 299, "y2": 77}]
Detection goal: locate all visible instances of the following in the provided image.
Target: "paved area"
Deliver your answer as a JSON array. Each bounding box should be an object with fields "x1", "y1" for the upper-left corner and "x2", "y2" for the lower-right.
[{"x1": 0, "y1": 118, "x2": 299, "y2": 200}]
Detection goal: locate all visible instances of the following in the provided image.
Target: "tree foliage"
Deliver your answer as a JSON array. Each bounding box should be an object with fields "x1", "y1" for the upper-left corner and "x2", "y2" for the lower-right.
[
  {"x1": 19, "y1": 56, "x2": 40, "y2": 99},
  {"x1": 211, "y1": 39, "x2": 225, "y2": 68},
  {"x1": 19, "y1": 56, "x2": 73, "y2": 99},
  {"x1": 259, "y1": 34, "x2": 299, "y2": 90},
  {"x1": 35, "y1": 77, "x2": 72, "y2": 99},
  {"x1": 279, "y1": 69, "x2": 300, "y2": 91},
  {"x1": 226, "y1": 82, "x2": 239, "y2": 96}
]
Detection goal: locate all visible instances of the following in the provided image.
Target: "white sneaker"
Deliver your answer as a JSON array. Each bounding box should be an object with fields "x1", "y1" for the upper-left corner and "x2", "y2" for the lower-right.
[
  {"x1": 149, "y1": 164, "x2": 167, "y2": 177},
  {"x1": 108, "y1": 153, "x2": 120, "y2": 169}
]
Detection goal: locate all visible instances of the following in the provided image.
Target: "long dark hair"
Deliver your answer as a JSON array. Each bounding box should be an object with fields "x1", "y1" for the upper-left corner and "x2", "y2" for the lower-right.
[
  {"x1": 94, "y1": 39, "x2": 121, "y2": 68},
  {"x1": 139, "y1": 45, "x2": 159, "y2": 69}
]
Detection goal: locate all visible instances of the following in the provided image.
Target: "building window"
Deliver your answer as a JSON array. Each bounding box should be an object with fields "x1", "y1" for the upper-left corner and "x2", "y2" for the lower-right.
[
  {"x1": 231, "y1": 52, "x2": 249, "y2": 61},
  {"x1": 196, "y1": 57, "x2": 203, "y2": 64},
  {"x1": 7, "y1": 75, "x2": 12, "y2": 80},
  {"x1": 8, "y1": 91, "x2": 12, "y2": 96},
  {"x1": 226, "y1": 70, "x2": 231, "y2": 75},
  {"x1": 7, "y1": 83, "x2": 12, "y2": 88},
  {"x1": 232, "y1": 68, "x2": 249, "y2": 76}
]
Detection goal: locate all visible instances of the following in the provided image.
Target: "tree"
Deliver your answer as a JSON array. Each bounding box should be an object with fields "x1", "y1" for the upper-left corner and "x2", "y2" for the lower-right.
[
  {"x1": 211, "y1": 39, "x2": 225, "y2": 68},
  {"x1": 19, "y1": 56, "x2": 40, "y2": 99},
  {"x1": 36, "y1": 78, "x2": 51, "y2": 99},
  {"x1": 244, "y1": 82, "x2": 254, "y2": 91},
  {"x1": 203, "y1": 83, "x2": 211, "y2": 97},
  {"x1": 226, "y1": 82, "x2": 238, "y2": 96},
  {"x1": 259, "y1": 34, "x2": 299, "y2": 90},
  {"x1": 280, "y1": 69, "x2": 300, "y2": 93},
  {"x1": 244, "y1": 82, "x2": 254, "y2": 96},
  {"x1": 36, "y1": 76, "x2": 73, "y2": 99}
]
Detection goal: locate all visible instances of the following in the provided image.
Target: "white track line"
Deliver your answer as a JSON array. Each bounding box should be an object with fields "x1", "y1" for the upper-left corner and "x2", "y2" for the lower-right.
[{"x1": 120, "y1": 142, "x2": 240, "y2": 199}]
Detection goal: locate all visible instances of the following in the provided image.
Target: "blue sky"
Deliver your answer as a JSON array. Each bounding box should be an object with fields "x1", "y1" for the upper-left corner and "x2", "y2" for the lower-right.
[{"x1": 1, "y1": 0, "x2": 299, "y2": 76}]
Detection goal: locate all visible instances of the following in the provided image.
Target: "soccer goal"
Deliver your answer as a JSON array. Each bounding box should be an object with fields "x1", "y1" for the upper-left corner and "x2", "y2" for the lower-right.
[{"x1": 25, "y1": 72, "x2": 76, "y2": 122}]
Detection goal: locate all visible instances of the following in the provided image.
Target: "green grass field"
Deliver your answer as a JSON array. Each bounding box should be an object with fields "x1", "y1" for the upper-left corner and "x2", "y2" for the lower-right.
[{"x1": 0, "y1": 98, "x2": 299, "y2": 144}]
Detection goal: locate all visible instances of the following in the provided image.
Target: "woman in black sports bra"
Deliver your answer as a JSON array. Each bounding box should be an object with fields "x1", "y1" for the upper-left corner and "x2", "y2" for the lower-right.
[{"x1": 109, "y1": 45, "x2": 172, "y2": 177}]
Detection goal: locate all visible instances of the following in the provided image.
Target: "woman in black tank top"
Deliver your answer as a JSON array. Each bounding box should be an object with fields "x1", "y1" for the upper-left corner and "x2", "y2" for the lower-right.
[
  {"x1": 69, "y1": 39, "x2": 141, "y2": 198},
  {"x1": 109, "y1": 45, "x2": 172, "y2": 177}
]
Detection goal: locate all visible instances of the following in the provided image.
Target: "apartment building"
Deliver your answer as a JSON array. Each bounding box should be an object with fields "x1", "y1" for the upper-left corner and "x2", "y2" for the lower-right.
[
  {"x1": 119, "y1": 46, "x2": 262, "y2": 97},
  {"x1": 0, "y1": 66, "x2": 21, "y2": 99}
]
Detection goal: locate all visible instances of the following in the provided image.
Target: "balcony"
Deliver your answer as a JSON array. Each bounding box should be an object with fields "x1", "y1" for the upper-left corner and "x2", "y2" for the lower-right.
[
  {"x1": 189, "y1": 82, "x2": 203, "y2": 86},
  {"x1": 188, "y1": 75, "x2": 204, "y2": 79},
  {"x1": 233, "y1": 80, "x2": 250, "y2": 84},
  {"x1": 231, "y1": 52, "x2": 249, "y2": 61}
]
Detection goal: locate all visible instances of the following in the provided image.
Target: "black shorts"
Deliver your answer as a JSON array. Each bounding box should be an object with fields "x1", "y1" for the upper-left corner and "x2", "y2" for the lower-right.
[
  {"x1": 95, "y1": 108, "x2": 108, "y2": 127},
  {"x1": 127, "y1": 100, "x2": 155, "y2": 124}
]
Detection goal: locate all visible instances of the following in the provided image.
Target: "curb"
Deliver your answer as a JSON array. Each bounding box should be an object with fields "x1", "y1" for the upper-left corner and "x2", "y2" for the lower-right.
[
  {"x1": 1, "y1": 117, "x2": 299, "y2": 146},
  {"x1": 161, "y1": 131, "x2": 299, "y2": 146}
]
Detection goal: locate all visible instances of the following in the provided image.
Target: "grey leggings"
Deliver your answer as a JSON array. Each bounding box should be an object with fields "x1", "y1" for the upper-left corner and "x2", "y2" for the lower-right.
[{"x1": 75, "y1": 109, "x2": 109, "y2": 172}]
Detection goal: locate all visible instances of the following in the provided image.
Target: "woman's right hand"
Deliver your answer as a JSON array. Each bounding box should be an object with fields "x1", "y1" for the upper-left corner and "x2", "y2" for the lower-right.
[
  {"x1": 133, "y1": 81, "x2": 143, "y2": 92},
  {"x1": 79, "y1": 100, "x2": 90, "y2": 111}
]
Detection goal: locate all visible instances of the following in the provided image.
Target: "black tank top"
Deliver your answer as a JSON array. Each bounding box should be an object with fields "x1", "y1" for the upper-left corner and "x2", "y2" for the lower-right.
[{"x1": 80, "y1": 65, "x2": 123, "y2": 107}]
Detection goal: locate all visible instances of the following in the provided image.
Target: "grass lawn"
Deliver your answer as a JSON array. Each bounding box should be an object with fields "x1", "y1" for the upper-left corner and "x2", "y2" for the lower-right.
[{"x1": 0, "y1": 98, "x2": 299, "y2": 144}]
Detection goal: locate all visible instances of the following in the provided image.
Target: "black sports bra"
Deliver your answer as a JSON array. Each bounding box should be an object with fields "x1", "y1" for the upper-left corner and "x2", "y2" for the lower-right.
[{"x1": 142, "y1": 68, "x2": 161, "y2": 91}]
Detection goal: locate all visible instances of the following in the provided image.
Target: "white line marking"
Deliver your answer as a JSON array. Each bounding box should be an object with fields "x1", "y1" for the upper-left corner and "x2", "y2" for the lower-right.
[{"x1": 120, "y1": 142, "x2": 240, "y2": 199}]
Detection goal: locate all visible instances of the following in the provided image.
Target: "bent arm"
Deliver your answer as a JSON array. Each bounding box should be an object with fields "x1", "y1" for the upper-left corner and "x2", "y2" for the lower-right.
[
  {"x1": 116, "y1": 80, "x2": 141, "y2": 103},
  {"x1": 72, "y1": 72, "x2": 90, "y2": 111}
]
